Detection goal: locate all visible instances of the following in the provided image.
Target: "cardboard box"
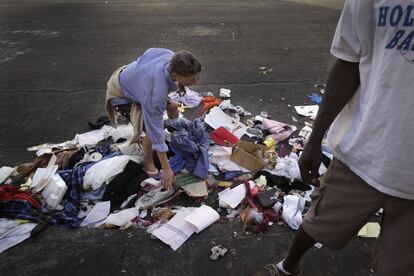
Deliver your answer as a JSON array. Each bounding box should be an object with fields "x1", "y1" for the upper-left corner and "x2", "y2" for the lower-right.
[{"x1": 230, "y1": 141, "x2": 266, "y2": 173}]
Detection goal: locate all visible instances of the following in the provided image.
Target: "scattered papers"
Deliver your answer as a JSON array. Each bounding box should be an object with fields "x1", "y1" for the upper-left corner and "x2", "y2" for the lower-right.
[
  {"x1": 152, "y1": 207, "x2": 195, "y2": 251},
  {"x1": 153, "y1": 206, "x2": 220, "y2": 250},
  {"x1": 358, "y1": 222, "x2": 381, "y2": 238},
  {"x1": 0, "y1": 167, "x2": 14, "y2": 184},
  {"x1": 80, "y1": 201, "x2": 111, "y2": 228},
  {"x1": 104, "y1": 207, "x2": 138, "y2": 227},
  {"x1": 218, "y1": 181, "x2": 255, "y2": 209},
  {"x1": 185, "y1": 205, "x2": 220, "y2": 233},
  {"x1": 294, "y1": 105, "x2": 319, "y2": 120},
  {"x1": 219, "y1": 88, "x2": 231, "y2": 98},
  {"x1": 204, "y1": 106, "x2": 246, "y2": 139}
]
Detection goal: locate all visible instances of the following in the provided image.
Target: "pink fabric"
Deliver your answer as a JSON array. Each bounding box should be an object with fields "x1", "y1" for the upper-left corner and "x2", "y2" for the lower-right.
[
  {"x1": 170, "y1": 87, "x2": 202, "y2": 108},
  {"x1": 261, "y1": 119, "x2": 297, "y2": 143}
]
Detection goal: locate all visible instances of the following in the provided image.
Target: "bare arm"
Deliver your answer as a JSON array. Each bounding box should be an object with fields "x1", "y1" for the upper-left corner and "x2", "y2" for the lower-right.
[{"x1": 299, "y1": 59, "x2": 360, "y2": 184}]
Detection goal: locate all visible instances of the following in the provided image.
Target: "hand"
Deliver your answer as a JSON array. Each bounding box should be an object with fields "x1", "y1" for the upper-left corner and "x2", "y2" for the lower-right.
[
  {"x1": 161, "y1": 168, "x2": 175, "y2": 190},
  {"x1": 166, "y1": 100, "x2": 179, "y2": 119},
  {"x1": 298, "y1": 142, "x2": 323, "y2": 186}
]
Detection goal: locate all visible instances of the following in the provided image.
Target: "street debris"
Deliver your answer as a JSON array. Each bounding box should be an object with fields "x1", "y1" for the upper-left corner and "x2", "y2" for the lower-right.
[
  {"x1": 0, "y1": 85, "x2": 338, "y2": 254},
  {"x1": 210, "y1": 245, "x2": 228, "y2": 260}
]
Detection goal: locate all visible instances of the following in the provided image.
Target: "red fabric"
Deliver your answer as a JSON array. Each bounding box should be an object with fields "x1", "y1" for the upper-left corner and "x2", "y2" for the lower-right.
[
  {"x1": 210, "y1": 127, "x2": 239, "y2": 146},
  {"x1": 0, "y1": 185, "x2": 41, "y2": 208},
  {"x1": 242, "y1": 181, "x2": 282, "y2": 233},
  {"x1": 199, "y1": 96, "x2": 222, "y2": 115}
]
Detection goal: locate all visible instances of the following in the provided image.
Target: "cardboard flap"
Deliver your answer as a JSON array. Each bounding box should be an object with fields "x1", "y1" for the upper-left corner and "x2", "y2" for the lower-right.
[
  {"x1": 230, "y1": 141, "x2": 266, "y2": 173},
  {"x1": 233, "y1": 141, "x2": 266, "y2": 157}
]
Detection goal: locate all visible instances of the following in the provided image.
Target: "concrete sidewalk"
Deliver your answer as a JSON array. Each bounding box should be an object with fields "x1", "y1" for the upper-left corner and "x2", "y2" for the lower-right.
[{"x1": 0, "y1": 1, "x2": 377, "y2": 275}]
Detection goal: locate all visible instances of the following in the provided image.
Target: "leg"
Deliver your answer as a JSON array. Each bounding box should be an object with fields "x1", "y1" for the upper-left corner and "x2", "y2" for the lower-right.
[
  {"x1": 283, "y1": 227, "x2": 316, "y2": 273},
  {"x1": 143, "y1": 136, "x2": 158, "y2": 175},
  {"x1": 373, "y1": 195, "x2": 414, "y2": 276}
]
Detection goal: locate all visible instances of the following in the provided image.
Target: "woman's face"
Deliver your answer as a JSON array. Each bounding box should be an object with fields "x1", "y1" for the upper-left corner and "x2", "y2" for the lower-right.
[{"x1": 172, "y1": 73, "x2": 199, "y2": 86}]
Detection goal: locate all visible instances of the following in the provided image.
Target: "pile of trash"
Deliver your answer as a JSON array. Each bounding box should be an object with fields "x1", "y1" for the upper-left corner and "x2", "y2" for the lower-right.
[{"x1": 0, "y1": 86, "x2": 331, "y2": 253}]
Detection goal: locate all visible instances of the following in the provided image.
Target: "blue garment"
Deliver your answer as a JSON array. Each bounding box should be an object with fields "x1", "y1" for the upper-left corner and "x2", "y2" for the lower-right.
[
  {"x1": 80, "y1": 185, "x2": 106, "y2": 201},
  {"x1": 119, "y1": 48, "x2": 178, "y2": 152},
  {"x1": 224, "y1": 171, "x2": 244, "y2": 181},
  {"x1": 306, "y1": 93, "x2": 322, "y2": 104},
  {"x1": 168, "y1": 149, "x2": 187, "y2": 173},
  {"x1": 167, "y1": 118, "x2": 210, "y2": 179}
]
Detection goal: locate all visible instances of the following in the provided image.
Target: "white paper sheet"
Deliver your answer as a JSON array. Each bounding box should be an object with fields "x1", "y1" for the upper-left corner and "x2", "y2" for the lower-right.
[
  {"x1": 80, "y1": 201, "x2": 111, "y2": 228},
  {"x1": 104, "y1": 207, "x2": 138, "y2": 227},
  {"x1": 218, "y1": 181, "x2": 255, "y2": 209},
  {"x1": 209, "y1": 145, "x2": 232, "y2": 165},
  {"x1": 0, "y1": 219, "x2": 38, "y2": 254},
  {"x1": 204, "y1": 106, "x2": 246, "y2": 138},
  {"x1": 152, "y1": 207, "x2": 195, "y2": 251},
  {"x1": 73, "y1": 125, "x2": 112, "y2": 146},
  {"x1": 294, "y1": 105, "x2": 319, "y2": 120},
  {"x1": 185, "y1": 205, "x2": 219, "y2": 233},
  {"x1": 0, "y1": 167, "x2": 14, "y2": 184},
  {"x1": 216, "y1": 159, "x2": 250, "y2": 173}
]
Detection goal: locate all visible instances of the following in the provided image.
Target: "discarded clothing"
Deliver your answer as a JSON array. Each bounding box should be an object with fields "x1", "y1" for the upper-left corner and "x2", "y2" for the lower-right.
[
  {"x1": 167, "y1": 118, "x2": 210, "y2": 179},
  {"x1": 83, "y1": 155, "x2": 141, "y2": 190},
  {"x1": 88, "y1": 116, "x2": 111, "y2": 130},
  {"x1": 102, "y1": 160, "x2": 147, "y2": 212},
  {"x1": 80, "y1": 185, "x2": 106, "y2": 201},
  {"x1": 169, "y1": 87, "x2": 202, "y2": 108},
  {"x1": 261, "y1": 119, "x2": 297, "y2": 143},
  {"x1": 0, "y1": 185, "x2": 41, "y2": 209},
  {"x1": 282, "y1": 195, "x2": 305, "y2": 230},
  {"x1": 199, "y1": 96, "x2": 222, "y2": 115},
  {"x1": 256, "y1": 171, "x2": 311, "y2": 194}
]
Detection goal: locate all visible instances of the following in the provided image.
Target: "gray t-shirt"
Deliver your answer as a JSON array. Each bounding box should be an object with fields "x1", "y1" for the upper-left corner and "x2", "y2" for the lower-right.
[{"x1": 327, "y1": 0, "x2": 414, "y2": 200}]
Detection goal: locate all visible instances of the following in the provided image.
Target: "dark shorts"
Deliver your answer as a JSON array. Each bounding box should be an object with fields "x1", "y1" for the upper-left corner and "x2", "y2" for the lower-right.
[{"x1": 302, "y1": 158, "x2": 414, "y2": 276}]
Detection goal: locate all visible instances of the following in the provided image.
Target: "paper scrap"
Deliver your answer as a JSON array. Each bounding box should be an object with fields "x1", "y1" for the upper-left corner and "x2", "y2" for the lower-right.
[
  {"x1": 218, "y1": 182, "x2": 255, "y2": 209},
  {"x1": 104, "y1": 207, "x2": 138, "y2": 227},
  {"x1": 294, "y1": 105, "x2": 319, "y2": 120},
  {"x1": 204, "y1": 106, "x2": 246, "y2": 139},
  {"x1": 185, "y1": 205, "x2": 220, "y2": 233},
  {"x1": 358, "y1": 222, "x2": 381, "y2": 238},
  {"x1": 219, "y1": 88, "x2": 231, "y2": 98},
  {"x1": 152, "y1": 207, "x2": 195, "y2": 251},
  {"x1": 80, "y1": 201, "x2": 111, "y2": 228},
  {"x1": 0, "y1": 167, "x2": 15, "y2": 184},
  {"x1": 210, "y1": 245, "x2": 228, "y2": 260}
]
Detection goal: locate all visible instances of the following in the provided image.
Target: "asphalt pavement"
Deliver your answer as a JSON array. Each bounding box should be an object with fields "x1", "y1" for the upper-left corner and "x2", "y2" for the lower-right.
[{"x1": 0, "y1": 1, "x2": 376, "y2": 275}]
